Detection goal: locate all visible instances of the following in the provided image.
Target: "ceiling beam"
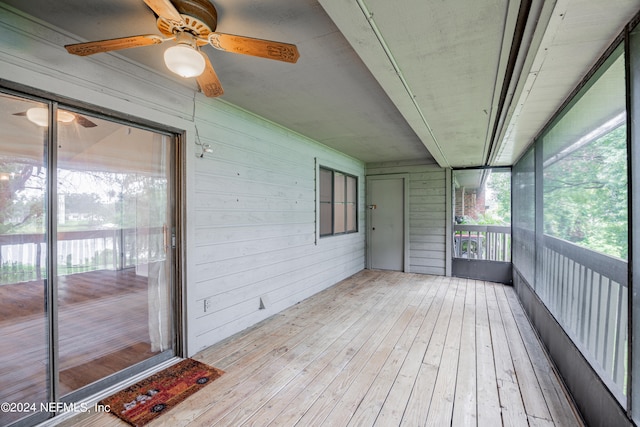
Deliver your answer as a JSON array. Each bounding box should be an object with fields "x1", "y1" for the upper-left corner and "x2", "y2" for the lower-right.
[
  {"x1": 483, "y1": 0, "x2": 534, "y2": 165},
  {"x1": 318, "y1": 0, "x2": 450, "y2": 167}
]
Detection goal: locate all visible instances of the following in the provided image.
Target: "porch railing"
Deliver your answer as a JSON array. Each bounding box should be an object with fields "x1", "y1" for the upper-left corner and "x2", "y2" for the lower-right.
[
  {"x1": 459, "y1": 224, "x2": 627, "y2": 400},
  {"x1": 453, "y1": 224, "x2": 511, "y2": 261},
  {"x1": 541, "y1": 235, "x2": 628, "y2": 402},
  {"x1": 0, "y1": 227, "x2": 165, "y2": 285}
]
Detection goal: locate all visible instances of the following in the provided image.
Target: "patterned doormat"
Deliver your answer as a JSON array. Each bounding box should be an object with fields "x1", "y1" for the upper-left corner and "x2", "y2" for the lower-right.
[{"x1": 100, "y1": 358, "x2": 224, "y2": 427}]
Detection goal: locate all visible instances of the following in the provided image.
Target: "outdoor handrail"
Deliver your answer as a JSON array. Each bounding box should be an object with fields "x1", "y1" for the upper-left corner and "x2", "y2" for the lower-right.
[
  {"x1": 453, "y1": 224, "x2": 511, "y2": 234},
  {"x1": 0, "y1": 227, "x2": 165, "y2": 284},
  {"x1": 0, "y1": 227, "x2": 163, "y2": 245},
  {"x1": 533, "y1": 231, "x2": 628, "y2": 403},
  {"x1": 453, "y1": 224, "x2": 511, "y2": 261},
  {"x1": 543, "y1": 234, "x2": 627, "y2": 287}
]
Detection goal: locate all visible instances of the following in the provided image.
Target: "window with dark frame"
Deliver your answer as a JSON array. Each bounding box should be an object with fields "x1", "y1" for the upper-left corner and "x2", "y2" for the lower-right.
[{"x1": 319, "y1": 167, "x2": 357, "y2": 237}]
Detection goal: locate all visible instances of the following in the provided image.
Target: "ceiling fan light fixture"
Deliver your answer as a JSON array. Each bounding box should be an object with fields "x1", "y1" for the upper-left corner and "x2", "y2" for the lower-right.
[
  {"x1": 57, "y1": 111, "x2": 76, "y2": 124},
  {"x1": 164, "y1": 43, "x2": 206, "y2": 78},
  {"x1": 26, "y1": 107, "x2": 48, "y2": 127},
  {"x1": 26, "y1": 107, "x2": 76, "y2": 127}
]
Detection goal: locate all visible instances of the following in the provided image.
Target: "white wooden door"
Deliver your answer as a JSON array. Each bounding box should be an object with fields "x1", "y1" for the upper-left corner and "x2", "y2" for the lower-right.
[{"x1": 368, "y1": 177, "x2": 405, "y2": 271}]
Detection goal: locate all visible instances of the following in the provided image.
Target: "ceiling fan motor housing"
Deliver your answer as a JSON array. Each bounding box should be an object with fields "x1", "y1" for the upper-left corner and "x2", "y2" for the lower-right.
[{"x1": 157, "y1": 0, "x2": 218, "y2": 38}]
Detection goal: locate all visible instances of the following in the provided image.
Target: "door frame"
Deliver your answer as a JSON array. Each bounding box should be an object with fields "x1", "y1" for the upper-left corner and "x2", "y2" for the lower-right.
[
  {"x1": 53, "y1": 105, "x2": 182, "y2": 404},
  {"x1": 366, "y1": 174, "x2": 410, "y2": 272},
  {"x1": 0, "y1": 84, "x2": 185, "y2": 427}
]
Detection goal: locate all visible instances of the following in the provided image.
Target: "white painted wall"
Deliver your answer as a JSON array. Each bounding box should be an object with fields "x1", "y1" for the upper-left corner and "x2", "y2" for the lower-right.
[
  {"x1": 189, "y1": 102, "x2": 365, "y2": 352},
  {"x1": 0, "y1": 4, "x2": 365, "y2": 356},
  {"x1": 366, "y1": 161, "x2": 449, "y2": 276}
]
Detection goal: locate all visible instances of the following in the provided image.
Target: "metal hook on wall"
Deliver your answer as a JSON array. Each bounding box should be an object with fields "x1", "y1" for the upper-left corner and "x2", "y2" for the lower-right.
[
  {"x1": 196, "y1": 141, "x2": 213, "y2": 158},
  {"x1": 194, "y1": 124, "x2": 213, "y2": 158}
]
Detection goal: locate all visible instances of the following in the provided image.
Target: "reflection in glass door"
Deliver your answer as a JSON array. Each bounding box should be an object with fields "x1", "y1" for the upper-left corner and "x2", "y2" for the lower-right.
[
  {"x1": 0, "y1": 92, "x2": 176, "y2": 426},
  {"x1": 56, "y1": 110, "x2": 175, "y2": 396},
  {"x1": 0, "y1": 94, "x2": 50, "y2": 426}
]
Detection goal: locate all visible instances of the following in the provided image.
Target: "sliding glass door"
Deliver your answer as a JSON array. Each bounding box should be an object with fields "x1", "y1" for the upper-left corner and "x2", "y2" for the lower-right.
[
  {"x1": 0, "y1": 92, "x2": 178, "y2": 426},
  {"x1": 56, "y1": 108, "x2": 175, "y2": 397},
  {"x1": 0, "y1": 94, "x2": 50, "y2": 426}
]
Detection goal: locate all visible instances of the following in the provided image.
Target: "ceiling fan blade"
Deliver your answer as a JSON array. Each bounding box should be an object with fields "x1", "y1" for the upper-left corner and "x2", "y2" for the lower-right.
[
  {"x1": 196, "y1": 54, "x2": 224, "y2": 97},
  {"x1": 209, "y1": 33, "x2": 300, "y2": 63},
  {"x1": 142, "y1": 0, "x2": 184, "y2": 24},
  {"x1": 65, "y1": 34, "x2": 165, "y2": 56},
  {"x1": 74, "y1": 114, "x2": 98, "y2": 128}
]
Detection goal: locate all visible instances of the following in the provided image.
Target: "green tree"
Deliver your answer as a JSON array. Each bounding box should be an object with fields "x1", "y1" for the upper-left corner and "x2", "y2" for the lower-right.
[
  {"x1": 0, "y1": 162, "x2": 44, "y2": 234},
  {"x1": 486, "y1": 170, "x2": 511, "y2": 225},
  {"x1": 543, "y1": 125, "x2": 627, "y2": 259}
]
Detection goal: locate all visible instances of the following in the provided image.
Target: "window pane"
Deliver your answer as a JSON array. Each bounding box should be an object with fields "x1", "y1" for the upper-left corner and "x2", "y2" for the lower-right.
[
  {"x1": 346, "y1": 176, "x2": 356, "y2": 232},
  {"x1": 334, "y1": 173, "x2": 346, "y2": 233},
  {"x1": 319, "y1": 168, "x2": 332, "y2": 202},
  {"x1": 453, "y1": 169, "x2": 511, "y2": 260},
  {"x1": 334, "y1": 202, "x2": 346, "y2": 233},
  {"x1": 346, "y1": 203, "x2": 357, "y2": 232},
  {"x1": 319, "y1": 168, "x2": 357, "y2": 237},
  {"x1": 512, "y1": 148, "x2": 535, "y2": 284},
  {"x1": 57, "y1": 111, "x2": 174, "y2": 395},
  {"x1": 543, "y1": 51, "x2": 627, "y2": 260},
  {"x1": 539, "y1": 45, "x2": 627, "y2": 404},
  {"x1": 0, "y1": 94, "x2": 49, "y2": 426},
  {"x1": 334, "y1": 173, "x2": 345, "y2": 203},
  {"x1": 320, "y1": 203, "x2": 332, "y2": 235},
  {"x1": 346, "y1": 175, "x2": 356, "y2": 203},
  {"x1": 631, "y1": 21, "x2": 640, "y2": 424},
  {"x1": 319, "y1": 168, "x2": 333, "y2": 235}
]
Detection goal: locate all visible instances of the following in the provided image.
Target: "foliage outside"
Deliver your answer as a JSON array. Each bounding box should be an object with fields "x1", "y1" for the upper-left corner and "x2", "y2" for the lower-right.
[
  {"x1": 0, "y1": 166, "x2": 167, "y2": 284},
  {"x1": 456, "y1": 123, "x2": 628, "y2": 261},
  {"x1": 483, "y1": 171, "x2": 511, "y2": 225},
  {"x1": 544, "y1": 125, "x2": 628, "y2": 260},
  {"x1": 456, "y1": 170, "x2": 511, "y2": 226}
]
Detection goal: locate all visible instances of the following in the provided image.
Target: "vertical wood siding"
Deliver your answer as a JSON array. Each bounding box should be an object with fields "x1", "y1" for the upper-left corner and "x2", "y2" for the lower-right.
[
  {"x1": 367, "y1": 161, "x2": 447, "y2": 275},
  {"x1": 0, "y1": 5, "x2": 366, "y2": 356}
]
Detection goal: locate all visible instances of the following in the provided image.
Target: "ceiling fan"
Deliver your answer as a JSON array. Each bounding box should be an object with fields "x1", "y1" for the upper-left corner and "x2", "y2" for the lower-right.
[
  {"x1": 64, "y1": 0, "x2": 300, "y2": 97},
  {"x1": 13, "y1": 110, "x2": 97, "y2": 127}
]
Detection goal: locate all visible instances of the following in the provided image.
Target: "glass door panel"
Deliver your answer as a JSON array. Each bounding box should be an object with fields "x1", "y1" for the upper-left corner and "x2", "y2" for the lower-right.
[
  {"x1": 0, "y1": 94, "x2": 50, "y2": 426},
  {"x1": 452, "y1": 168, "x2": 512, "y2": 283},
  {"x1": 56, "y1": 110, "x2": 174, "y2": 395}
]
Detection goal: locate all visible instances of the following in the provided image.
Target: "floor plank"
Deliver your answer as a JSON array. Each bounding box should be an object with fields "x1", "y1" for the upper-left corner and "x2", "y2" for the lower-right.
[
  {"x1": 373, "y1": 276, "x2": 447, "y2": 426},
  {"x1": 503, "y1": 285, "x2": 585, "y2": 426},
  {"x1": 451, "y1": 278, "x2": 477, "y2": 426},
  {"x1": 486, "y1": 282, "x2": 529, "y2": 427},
  {"x1": 253, "y1": 279, "x2": 410, "y2": 426},
  {"x1": 400, "y1": 276, "x2": 459, "y2": 426},
  {"x1": 476, "y1": 279, "x2": 503, "y2": 427},
  {"x1": 297, "y1": 275, "x2": 425, "y2": 426},
  {"x1": 63, "y1": 271, "x2": 584, "y2": 427},
  {"x1": 495, "y1": 283, "x2": 553, "y2": 423},
  {"x1": 424, "y1": 277, "x2": 466, "y2": 426}
]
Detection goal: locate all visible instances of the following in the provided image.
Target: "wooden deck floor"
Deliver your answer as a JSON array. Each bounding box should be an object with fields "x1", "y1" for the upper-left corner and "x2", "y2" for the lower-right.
[
  {"x1": 0, "y1": 268, "x2": 159, "y2": 421},
  {"x1": 66, "y1": 270, "x2": 583, "y2": 426}
]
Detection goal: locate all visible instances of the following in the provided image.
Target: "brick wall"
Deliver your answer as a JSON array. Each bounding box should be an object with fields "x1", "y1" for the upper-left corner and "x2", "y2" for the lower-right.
[{"x1": 455, "y1": 187, "x2": 485, "y2": 222}]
